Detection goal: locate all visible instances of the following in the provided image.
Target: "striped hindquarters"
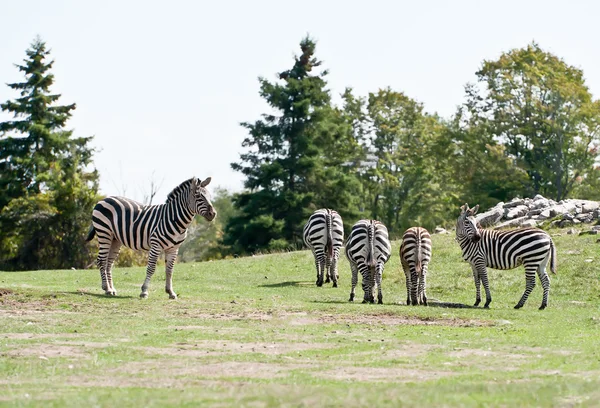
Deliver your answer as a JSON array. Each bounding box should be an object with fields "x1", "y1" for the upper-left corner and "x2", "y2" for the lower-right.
[
  {"x1": 303, "y1": 209, "x2": 344, "y2": 259},
  {"x1": 346, "y1": 219, "x2": 391, "y2": 267},
  {"x1": 400, "y1": 227, "x2": 432, "y2": 273},
  {"x1": 91, "y1": 196, "x2": 160, "y2": 251}
]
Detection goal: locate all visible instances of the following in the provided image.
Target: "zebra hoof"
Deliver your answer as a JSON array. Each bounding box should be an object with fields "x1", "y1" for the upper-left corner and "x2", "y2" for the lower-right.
[
  {"x1": 474, "y1": 299, "x2": 481, "y2": 307},
  {"x1": 539, "y1": 304, "x2": 547, "y2": 310},
  {"x1": 514, "y1": 304, "x2": 523, "y2": 309},
  {"x1": 169, "y1": 294, "x2": 178, "y2": 300},
  {"x1": 316, "y1": 280, "x2": 323, "y2": 287},
  {"x1": 378, "y1": 300, "x2": 383, "y2": 305},
  {"x1": 140, "y1": 292, "x2": 149, "y2": 299},
  {"x1": 332, "y1": 282, "x2": 338, "y2": 288}
]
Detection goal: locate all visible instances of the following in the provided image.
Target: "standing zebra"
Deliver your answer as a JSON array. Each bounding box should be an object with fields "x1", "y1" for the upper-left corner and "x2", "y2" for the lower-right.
[
  {"x1": 346, "y1": 219, "x2": 392, "y2": 304},
  {"x1": 303, "y1": 209, "x2": 344, "y2": 287},
  {"x1": 86, "y1": 177, "x2": 216, "y2": 299},
  {"x1": 456, "y1": 203, "x2": 556, "y2": 310},
  {"x1": 400, "y1": 227, "x2": 432, "y2": 306}
]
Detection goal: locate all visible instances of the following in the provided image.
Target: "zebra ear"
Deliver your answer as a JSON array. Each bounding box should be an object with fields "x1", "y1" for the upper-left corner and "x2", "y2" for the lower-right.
[
  {"x1": 471, "y1": 204, "x2": 480, "y2": 215},
  {"x1": 460, "y1": 203, "x2": 469, "y2": 213},
  {"x1": 200, "y1": 177, "x2": 212, "y2": 187}
]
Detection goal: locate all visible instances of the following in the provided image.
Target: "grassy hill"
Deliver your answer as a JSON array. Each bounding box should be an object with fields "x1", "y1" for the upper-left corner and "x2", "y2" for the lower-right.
[{"x1": 1, "y1": 231, "x2": 599, "y2": 407}]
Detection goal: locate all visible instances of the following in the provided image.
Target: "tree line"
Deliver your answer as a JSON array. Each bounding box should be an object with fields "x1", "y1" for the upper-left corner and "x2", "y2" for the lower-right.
[{"x1": 1, "y1": 36, "x2": 599, "y2": 269}]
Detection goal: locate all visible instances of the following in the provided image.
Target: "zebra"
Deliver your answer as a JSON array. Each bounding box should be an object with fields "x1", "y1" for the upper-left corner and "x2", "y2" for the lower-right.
[
  {"x1": 86, "y1": 177, "x2": 217, "y2": 299},
  {"x1": 456, "y1": 203, "x2": 556, "y2": 310},
  {"x1": 400, "y1": 227, "x2": 432, "y2": 306},
  {"x1": 303, "y1": 209, "x2": 344, "y2": 287},
  {"x1": 346, "y1": 219, "x2": 392, "y2": 304}
]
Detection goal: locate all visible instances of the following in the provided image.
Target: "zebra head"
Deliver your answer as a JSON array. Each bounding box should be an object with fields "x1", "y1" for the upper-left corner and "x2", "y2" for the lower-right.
[
  {"x1": 192, "y1": 177, "x2": 217, "y2": 221},
  {"x1": 457, "y1": 203, "x2": 481, "y2": 243}
]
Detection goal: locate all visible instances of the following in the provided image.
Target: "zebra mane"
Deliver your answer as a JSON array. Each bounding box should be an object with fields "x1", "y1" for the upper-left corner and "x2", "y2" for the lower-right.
[{"x1": 166, "y1": 177, "x2": 196, "y2": 202}]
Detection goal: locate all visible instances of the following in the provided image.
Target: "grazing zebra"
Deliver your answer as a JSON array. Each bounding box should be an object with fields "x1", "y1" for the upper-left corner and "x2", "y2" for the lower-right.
[
  {"x1": 400, "y1": 227, "x2": 432, "y2": 306},
  {"x1": 303, "y1": 209, "x2": 344, "y2": 287},
  {"x1": 456, "y1": 203, "x2": 556, "y2": 310},
  {"x1": 346, "y1": 219, "x2": 392, "y2": 304},
  {"x1": 86, "y1": 177, "x2": 216, "y2": 299}
]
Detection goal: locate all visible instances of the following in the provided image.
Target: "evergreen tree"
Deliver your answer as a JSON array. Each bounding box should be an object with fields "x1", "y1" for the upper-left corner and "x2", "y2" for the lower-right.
[
  {"x1": 225, "y1": 36, "x2": 361, "y2": 254},
  {"x1": 0, "y1": 37, "x2": 99, "y2": 270}
]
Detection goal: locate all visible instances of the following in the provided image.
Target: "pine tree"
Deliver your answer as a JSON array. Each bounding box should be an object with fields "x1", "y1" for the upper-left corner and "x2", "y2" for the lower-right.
[
  {"x1": 225, "y1": 36, "x2": 361, "y2": 254},
  {"x1": 0, "y1": 37, "x2": 99, "y2": 269}
]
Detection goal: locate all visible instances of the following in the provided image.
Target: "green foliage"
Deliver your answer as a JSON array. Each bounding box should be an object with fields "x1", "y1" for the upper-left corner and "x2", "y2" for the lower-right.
[
  {"x1": 464, "y1": 42, "x2": 600, "y2": 201},
  {"x1": 446, "y1": 108, "x2": 531, "y2": 210},
  {"x1": 227, "y1": 36, "x2": 363, "y2": 254},
  {"x1": 0, "y1": 37, "x2": 98, "y2": 270},
  {"x1": 178, "y1": 187, "x2": 239, "y2": 261},
  {"x1": 361, "y1": 88, "x2": 458, "y2": 235}
]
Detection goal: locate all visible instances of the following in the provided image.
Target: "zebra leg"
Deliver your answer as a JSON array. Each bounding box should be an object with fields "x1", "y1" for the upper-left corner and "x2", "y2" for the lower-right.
[
  {"x1": 410, "y1": 265, "x2": 419, "y2": 306},
  {"x1": 140, "y1": 246, "x2": 161, "y2": 299},
  {"x1": 419, "y1": 263, "x2": 428, "y2": 306},
  {"x1": 360, "y1": 265, "x2": 373, "y2": 303},
  {"x1": 349, "y1": 262, "x2": 358, "y2": 302},
  {"x1": 402, "y1": 262, "x2": 411, "y2": 305},
  {"x1": 324, "y1": 256, "x2": 332, "y2": 284},
  {"x1": 95, "y1": 234, "x2": 113, "y2": 293},
  {"x1": 330, "y1": 256, "x2": 339, "y2": 288},
  {"x1": 478, "y1": 265, "x2": 492, "y2": 308},
  {"x1": 164, "y1": 247, "x2": 179, "y2": 300},
  {"x1": 104, "y1": 240, "x2": 122, "y2": 296},
  {"x1": 471, "y1": 264, "x2": 482, "y2": 306},
  {"x1": 536, "y1": 255, "x2": 551, "y2": 310},
  {"x1": 375, "y1": 264, "x2": 384, "y2": 304},
  {"x1": 515, "y1": 265, "x2": 538, "y2": 309},
  {"x1": 315, "y1": 253, "x2": 325, "y2": 287}
]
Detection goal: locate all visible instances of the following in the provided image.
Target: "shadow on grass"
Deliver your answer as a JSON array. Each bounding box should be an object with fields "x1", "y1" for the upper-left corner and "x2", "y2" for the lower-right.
[
  {"x1": 311, "y1": 299, "x2": 351, "y2": 304},
  {"x1": 259, "y1": 281, "x2": 315, "y2": 288},
  {"x1": 427, "y1": 300, "x2": 478, "y2": 309},
  {"x1": 65, "y1": 291, "x2": 135, "y2": 300}
]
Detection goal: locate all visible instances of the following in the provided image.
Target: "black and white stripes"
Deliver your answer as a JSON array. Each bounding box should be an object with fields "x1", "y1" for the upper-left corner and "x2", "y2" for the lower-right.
[
  {"x1": 456, "y1": 203, "x2": 556, "y2": 309},
  {"x1": 86, "y1": 177, "x2": 216, "y2": 299},
  {"x1": 400, "y1": 227, "x2": 432, "y2": 306},
  {"x1": 346, "y1": 219, "x2": 392, "y2": 304},
  {"x1": 303, "y1": 209, "x2": 344, "y2": 287}
]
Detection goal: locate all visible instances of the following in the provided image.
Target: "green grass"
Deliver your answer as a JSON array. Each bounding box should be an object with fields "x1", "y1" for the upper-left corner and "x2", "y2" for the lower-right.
[{"x1": 1, "y1": 230, "x2": 600, "y2": 407}]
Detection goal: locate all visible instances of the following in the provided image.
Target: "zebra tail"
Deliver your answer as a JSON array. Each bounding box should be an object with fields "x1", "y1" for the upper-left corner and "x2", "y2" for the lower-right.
[
  {"x1": 326, "y1": 211, "x2": 334, "y2": 259},
  {"x1": 85, "y1": 225, "x2": 96, "y2": 241},
  {"x1": 366, "y1": 222, "x2": 376, "y2": 268},
  {"x1": 415, "y1": 234, "x2": 423, "y2": 275},
  {"x1": 550, "y1": 238, "x2": 557, "y2": 274}
]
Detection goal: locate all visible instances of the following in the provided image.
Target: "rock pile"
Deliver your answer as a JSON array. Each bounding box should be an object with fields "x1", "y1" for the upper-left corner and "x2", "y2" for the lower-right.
[{"x1": 474, "y1": 195, "x2": 600, "y2": 230}]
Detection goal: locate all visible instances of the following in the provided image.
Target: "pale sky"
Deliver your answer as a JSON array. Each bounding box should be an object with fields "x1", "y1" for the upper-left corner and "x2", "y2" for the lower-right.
[{"x1": 1, "y1": 0, "x2": 599, "y2": 203}]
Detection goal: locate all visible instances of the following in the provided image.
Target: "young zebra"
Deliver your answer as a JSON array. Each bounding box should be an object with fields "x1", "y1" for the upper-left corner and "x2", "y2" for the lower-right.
[
  {"x1": 303, "y1": 209, "x2": 344, "y2": 287},
  {"x1": 456, "y1": 203, "x2": 556, "y2": 310},
  {"x1": 346, "y1": 219, "x2": 392, "y2": 304},
  {"x1": 400, "y1": 227, "x2": 432, "y2": 306},
  {"x1": 86, "y1": 177, "x2": 216, "y2": 299}
]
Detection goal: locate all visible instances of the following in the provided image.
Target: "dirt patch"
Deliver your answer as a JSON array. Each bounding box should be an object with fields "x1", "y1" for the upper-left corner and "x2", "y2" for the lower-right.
[
  {"x1": 172, "y1": 310, "x2": 491, "y2": 328},
  {"x1": 0, "y1": 288, "x2": 14, "y2": 296},
  {"x1": 2, "y1": 333, "x2": 82, "y2": 340},
  {"x1": 138, "y1": 339, "x2": 334, "y2": 357},
  {"x1": 306, "y1": 313, "x2": 492, "y2": 328},
  {"x1": 116, "y1": 360, "x2": 310, "y2": 380},
  {"x1": 5, "y1": 344, "x2": 90, "y2": 359},
  {"x1": 315, "y1": 366, "x2": 455, "y2": 382}
]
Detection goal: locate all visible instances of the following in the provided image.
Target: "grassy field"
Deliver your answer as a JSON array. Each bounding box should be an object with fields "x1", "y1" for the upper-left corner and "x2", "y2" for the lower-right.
[{"x1": 1, "y1": 230, "x2": 599, "y2": 407}]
